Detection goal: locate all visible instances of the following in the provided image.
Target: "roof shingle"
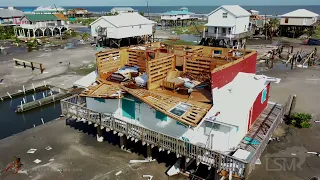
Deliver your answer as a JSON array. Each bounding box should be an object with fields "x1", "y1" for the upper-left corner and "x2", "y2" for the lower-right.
[{"x1": 23, "y1": 14, "x2": 58, "y2": 21}]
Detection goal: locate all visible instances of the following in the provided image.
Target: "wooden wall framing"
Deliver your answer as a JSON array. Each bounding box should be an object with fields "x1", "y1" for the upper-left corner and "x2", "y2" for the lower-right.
[
  {"x1": 95, "y1": 50, "x2": 121, "y2": 78},
  {"x1": 146, "y1": 55, "x2": 175, "y2": 90},
  {"x1": 183, "y1": 56, "x2": 229, "y2": 75}
]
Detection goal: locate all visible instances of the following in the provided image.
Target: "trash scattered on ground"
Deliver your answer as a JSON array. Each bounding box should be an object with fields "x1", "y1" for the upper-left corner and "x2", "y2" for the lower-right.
[
  {"x1": 45, "y1": 146, "x2": 52, "y2": 151},
  {"x1": 33, "y1": 159, "x2": 41, "y2": 164},
  {"x1": 269, "y1": 137, "x2": 280, "y2": 142},
  {"x1": 27, "y1": 148, "x2": 37, "y2": 154},
  {"x1": 129, "y1": 158, "x2": 156, "y2": 164},
  {"x1": 307, "y1": 152, "x2": 320, "y2": 157},
  {"x1": 255, "y1": 158, "x2": 261, "y2": 164},
  {"x1": 115, "y1": 171, "x2": 122, "y2": 176},
  {"x1": 142, "y1": 175, "x2": 153, "y2": 180}
]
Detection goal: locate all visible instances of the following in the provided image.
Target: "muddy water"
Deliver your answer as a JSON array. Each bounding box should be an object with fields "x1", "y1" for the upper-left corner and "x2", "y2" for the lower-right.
[{"x1": 0, "y1": 90, "x2": 61, "y2": 140}]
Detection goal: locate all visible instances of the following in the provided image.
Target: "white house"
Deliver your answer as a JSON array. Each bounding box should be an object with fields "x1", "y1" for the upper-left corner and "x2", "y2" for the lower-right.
[
  {"x1": 90, "y1": 13, "x2": 156, "y2": 47},
  {"x1": 85, "y1": 72, "x2": 272, "y2": 152},
  {"x1": 110, "y1": 7, "x2": 137, "y2": 14},
  {"x1": 205, "y1": 5, "x2": 251, "y2": 39},
  {"x1": 161, "y1": 7, "x2": 195, "y2": 21},
  {"x1": 280, "y1": 9, "x2": 319, "y2": 26}
]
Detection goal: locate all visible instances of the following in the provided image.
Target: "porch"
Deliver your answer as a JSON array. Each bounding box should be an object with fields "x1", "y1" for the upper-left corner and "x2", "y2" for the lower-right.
[
  {"x1": 60, "y1": 94, "x2": 287, "y2": 178},
  {"x1": 18, "y1": 24, "x2": 68, "y2": 38}
]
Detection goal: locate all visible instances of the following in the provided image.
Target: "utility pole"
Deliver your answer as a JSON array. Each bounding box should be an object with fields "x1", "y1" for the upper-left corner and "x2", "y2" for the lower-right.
[
  {"x1": 146, "y1": 0, "x2": 150, "y2": 20},
  {"x1": 265, "y1": 14, "x2": 267, "y2": 40}
]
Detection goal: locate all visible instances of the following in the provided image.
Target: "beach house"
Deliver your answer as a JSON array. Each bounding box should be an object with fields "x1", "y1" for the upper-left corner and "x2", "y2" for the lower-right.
[
  {"x1": 19, "y1": 14, "x2": 68, "y2": 38},
  {"x1": 110, "y1": 7, "x2": 137, "y2": 15},
  {"x1": 62, "y1": 43, "x2": 285, "y2": 179},
  {"x1": 67, "y1": 8, "x2": 91, "y2": 18},
  {"x1": 0, "y1": 7, "x2": 23, "y2": 25},
  {"x1": 203, "y1": 5, "x2": 252, "y2": 48},
  {"x1": 90, "y1": 12, "x2": 156, "y2": 48},
  {"x1": 160, "y1": 7, "x2": 197, "y2": 28},
  {"x1": 279, "y1": 9, "x2": 319, "y2": 38}
]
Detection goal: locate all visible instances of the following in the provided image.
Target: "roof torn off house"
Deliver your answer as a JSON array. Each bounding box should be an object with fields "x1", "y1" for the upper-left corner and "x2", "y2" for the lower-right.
[{"x1": 67, "y1": 42, "x2": 286, "y2": 179}]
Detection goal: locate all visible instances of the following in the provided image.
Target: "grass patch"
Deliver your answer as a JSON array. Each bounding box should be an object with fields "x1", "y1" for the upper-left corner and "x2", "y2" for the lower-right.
[
  {"x1": 163, "y1": 40, "x2": 197, "y2": 46},
  {"x1": 313, "y1": 25, "x2": 320, "y2": 39},
  {"x1": 290, "y1": 112, "x2": 312, "y2": 128},
  {"x1": 172, "y1": 24, "x2": 206, "y2": 35},
  {"x1": 73, "y1": 63, "x2": 96, "y2": 75}
]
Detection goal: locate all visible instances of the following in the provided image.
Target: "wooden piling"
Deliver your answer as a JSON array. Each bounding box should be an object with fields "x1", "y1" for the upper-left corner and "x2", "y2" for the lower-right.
[
  {"x1": 120, "y1": 135, "x2": 127, "y2": 149},
  {"x1": 288, "y1": 94, "x2": 297, "y2": 118}
]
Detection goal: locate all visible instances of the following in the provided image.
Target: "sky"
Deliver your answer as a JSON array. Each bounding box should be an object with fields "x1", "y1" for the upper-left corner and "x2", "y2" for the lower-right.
[{"x1": 1, "y1": 0, "x2": 320, "y2": 6}]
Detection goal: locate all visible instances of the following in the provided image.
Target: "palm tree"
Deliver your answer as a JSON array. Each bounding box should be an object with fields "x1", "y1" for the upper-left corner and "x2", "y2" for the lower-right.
[{"x1": 264, "y1": 18, "x2": 280, "y2": 40}]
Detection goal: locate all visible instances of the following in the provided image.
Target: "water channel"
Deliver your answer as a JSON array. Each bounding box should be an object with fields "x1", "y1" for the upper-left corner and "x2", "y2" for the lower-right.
[{"x1": 0, "y1": 89, "x2": 61, "y2": 140}]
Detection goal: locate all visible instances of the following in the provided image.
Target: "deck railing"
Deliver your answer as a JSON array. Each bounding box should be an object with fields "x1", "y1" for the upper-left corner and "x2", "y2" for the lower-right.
[{"x1": 61, "y1": 95, "x2": 247, "y2": 177}]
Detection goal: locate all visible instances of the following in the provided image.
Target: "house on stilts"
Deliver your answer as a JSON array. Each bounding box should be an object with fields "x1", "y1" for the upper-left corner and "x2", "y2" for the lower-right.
[
  {"x1": 160, "y1": 7, "x2": 197, "y2": 29},
  {"x1": 90, "y1": 12, "x2": 156, "y2": 48},
  {"x1": 19, "y1": 14, "x2": 68, "y2": 38},
  {"x1": 62, "y1": 43, "x2": 287, "y2": 179},
  {"x1": 201, "y1": 5, "x2": 254, "y2": 48},
  {"x1": 279, "y1": 9, "x2": 319, "y2": 38}
]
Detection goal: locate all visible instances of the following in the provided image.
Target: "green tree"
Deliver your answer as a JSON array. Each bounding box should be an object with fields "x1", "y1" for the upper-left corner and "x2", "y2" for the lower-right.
[
  {"x1": 264, "y1": 18, "x2": 280, "y2": 40},
  {"x1": 139, "y1": 11, "x2": 145, "y2": 16}
]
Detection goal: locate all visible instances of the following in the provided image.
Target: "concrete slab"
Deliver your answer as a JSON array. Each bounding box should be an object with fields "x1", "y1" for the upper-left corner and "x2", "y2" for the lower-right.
[{"x1": 0, "y1": 119, "x2": 182, "y2": 180}]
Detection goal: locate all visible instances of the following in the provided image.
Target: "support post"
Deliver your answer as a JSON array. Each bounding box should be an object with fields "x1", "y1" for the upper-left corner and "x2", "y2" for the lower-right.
[
  {"x1": 180, "y1": 156, "x2": 186, "y2": 171},
  {"x1": 288, "y1": 94, "x2": 297, "y2": 118},
  {"x1": 147, "y1": 145, "x2": 152, "y2": 159},
  {"x1": 97, "y1": 113, "x2": 104, "y2": 142},
  {"x1": 120, "y1": 135, "x2": 128, "y2": 149}
]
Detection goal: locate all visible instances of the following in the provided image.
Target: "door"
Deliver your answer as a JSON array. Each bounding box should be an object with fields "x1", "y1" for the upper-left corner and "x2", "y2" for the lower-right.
[
  {"x1": 122, "y1": 98, "x2": 136, "y2": 119},
  {"x1": 303, "y1": 18, "x2": 307, "y2": 25}
]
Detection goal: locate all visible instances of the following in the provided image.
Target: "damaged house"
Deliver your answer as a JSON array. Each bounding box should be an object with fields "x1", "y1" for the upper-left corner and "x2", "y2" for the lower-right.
[{"x1": 62, "y1": 42, "x2": 285, "y2": 179}]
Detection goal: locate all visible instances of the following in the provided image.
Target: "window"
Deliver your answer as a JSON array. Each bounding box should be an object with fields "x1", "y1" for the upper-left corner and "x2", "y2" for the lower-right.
[
  {"x1": 244, "y1": 25, "x2": 247, "y2": 31},
  {"x1": 169, "y1": 103, "x2": 192, "y2": 117},
  {"x1": 223, "y1": 13, "x2": 228, "y2": 18},
  {"x1": 261, "y1": 87, "x2": 268, "y2": 103},
  {"x1": 176, "y1": 121, "x2": 188, "y2": 128},
  {"x1": 214, "y1": 27, "x2": 218, "y2": 34},
  {"x1": 156, "y1": 111, "x2": 167, "y2": 121},
  {"x1": 94, "y1": 98, "x2": 105, "y2": 103},
  {"x1": 228, "y1": 27, "x2": 232, "y2": 34},
  {"x1": 285, "y1": 18, "x2": 289, "y2": 23},
  {"x1": 139, "y1": 25, "x2": 141, "y2": 28},
  {"x1": 222, "y1": 28, "x2": 226, "y2": 34},
  {"x1": 132, "y1": 26, "x2": 134, "y2": 28}
]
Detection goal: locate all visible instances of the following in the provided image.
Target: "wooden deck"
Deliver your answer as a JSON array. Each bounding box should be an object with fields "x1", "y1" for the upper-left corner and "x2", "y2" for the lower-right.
[{"x1": 240, "y1": 102, "x2": 287, "y2": 177}]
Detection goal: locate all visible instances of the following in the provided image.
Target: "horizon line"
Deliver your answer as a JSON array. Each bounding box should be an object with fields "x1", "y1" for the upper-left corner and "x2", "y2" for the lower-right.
[{"x1": 1, "y1": 5, "x2": 320, "y2": 7}]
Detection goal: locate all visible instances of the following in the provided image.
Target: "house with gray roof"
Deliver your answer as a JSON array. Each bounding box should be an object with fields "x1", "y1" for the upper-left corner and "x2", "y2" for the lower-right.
[
  {"x1": 0, "y1": 7, "x2": 24, "y2": 25},
  {"x1": 110, "y1": 7, "x2": 137, "y2": 14}
]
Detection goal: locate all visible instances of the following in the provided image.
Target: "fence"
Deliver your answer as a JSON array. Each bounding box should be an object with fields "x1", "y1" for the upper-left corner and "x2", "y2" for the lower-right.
[{"x1": 61, "y1": 95, "x2": 247, "y2": 177}]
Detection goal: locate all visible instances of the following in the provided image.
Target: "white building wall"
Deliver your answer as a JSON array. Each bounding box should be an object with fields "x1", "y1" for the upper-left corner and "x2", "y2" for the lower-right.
[
  {"x1": 207, "y1": 8, "x2": 236, "y2": 28},
  {"x1": 86, "y1": 97, "x2": 208, "y2": 143},
  {"x1": 90, "y1": 18, "x2": 116, "y2": 37},
  {"x1": 235, "y1": 16, "x2": 250, "y2": 34},
  {"x1": 113, "y1": 24, "x2": 154, "y2": 38},
  {"x1": 161, "y1": 14, "x2": 191, "y2": 20}
]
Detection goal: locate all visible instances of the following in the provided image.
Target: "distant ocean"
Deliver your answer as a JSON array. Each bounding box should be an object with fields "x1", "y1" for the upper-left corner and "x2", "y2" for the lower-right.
[{"x1": 2, "y1": 5, "x2": 320, "y2": 15}]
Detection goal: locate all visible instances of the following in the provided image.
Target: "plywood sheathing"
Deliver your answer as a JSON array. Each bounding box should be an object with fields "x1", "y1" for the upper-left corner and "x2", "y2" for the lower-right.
[
  {"x1": 121, "y1": 85, "x2": 212, "y2": 127},
  {"x1": 95, "y1": 50, "x2": 122, "y2": 77},
  {"x1": 127, "y1": 49, "x2": 147, "y2": 71},
  {"x1": 173, "y1": 46, "x2": 204, "y2": 66},
  {"x1": 80, "y1": 80, "x2": 122, "y2": 99},
  {"x1": 147, "y1": 55, "x2": 175, "y2": 90}
]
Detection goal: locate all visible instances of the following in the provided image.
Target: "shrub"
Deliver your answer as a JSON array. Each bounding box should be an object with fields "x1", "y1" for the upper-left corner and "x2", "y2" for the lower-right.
[{"x1": 290, "y1": 112, "x2": 312, "y2": 128}]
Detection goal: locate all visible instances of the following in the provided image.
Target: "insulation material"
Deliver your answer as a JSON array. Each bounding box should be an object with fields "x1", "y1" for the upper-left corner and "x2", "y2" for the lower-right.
[{"x1": 135, "y1": 73, "x2": 148, "y2": 87}]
